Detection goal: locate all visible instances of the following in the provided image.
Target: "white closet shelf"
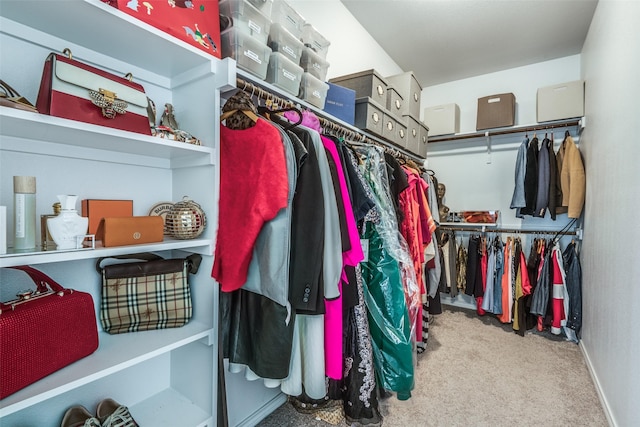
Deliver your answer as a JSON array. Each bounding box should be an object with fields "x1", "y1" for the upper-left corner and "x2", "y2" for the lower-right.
[
  {"x1": 0, "y1": 107, "x2": 215, "y2": 168},
  {"x1": 0, "y1": 321, "x2": 212, "y2": 417},
  {"x1": 0, "y1": 238, "x2": 211, "y2": 268},
  {"x1": 428, "y1": 117, "x2": 584, "y2": 144},
  {"x1": 0, "y1": 0, "x2": 217, "y2": 82}
]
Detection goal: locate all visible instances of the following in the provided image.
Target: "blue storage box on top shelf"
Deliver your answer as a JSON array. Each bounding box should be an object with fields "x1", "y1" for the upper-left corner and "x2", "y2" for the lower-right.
[{"x1": 323, "y1": 82, "x2": 356, "y2": 125}]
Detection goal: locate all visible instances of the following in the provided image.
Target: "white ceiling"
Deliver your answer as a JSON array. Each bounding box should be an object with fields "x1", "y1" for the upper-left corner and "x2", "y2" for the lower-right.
[{"x1": 340, "y1": 0, "x2": 599, "y2": 87}]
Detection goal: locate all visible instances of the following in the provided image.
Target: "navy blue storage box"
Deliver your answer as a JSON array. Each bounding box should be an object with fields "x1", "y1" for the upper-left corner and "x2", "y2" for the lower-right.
[{"x1": 323, "y1": 82, "x2": 356, "y2": 125}]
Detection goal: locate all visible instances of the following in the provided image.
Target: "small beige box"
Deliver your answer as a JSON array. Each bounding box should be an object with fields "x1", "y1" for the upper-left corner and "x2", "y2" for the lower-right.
[
  {"x1": 537, "y1": 80, "x2": 584, "y2": 122},
  {"x1": 424, "y1": 103, "x2": 460, "y2": 136}
]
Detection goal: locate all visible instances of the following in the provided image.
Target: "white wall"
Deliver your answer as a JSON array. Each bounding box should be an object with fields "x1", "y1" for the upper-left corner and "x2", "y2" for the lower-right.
[
  {"x1": 579, "y1": 1, "x2": 640, "y2": 426},
  {"x1": 287, "y1": 0, "x2": 404, "y2": 79}
]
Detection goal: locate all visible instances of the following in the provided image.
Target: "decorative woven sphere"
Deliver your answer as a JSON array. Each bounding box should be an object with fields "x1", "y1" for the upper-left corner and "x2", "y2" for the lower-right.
[{"x1": 165, "y1": 197, "x2": 206, "y2": 239}]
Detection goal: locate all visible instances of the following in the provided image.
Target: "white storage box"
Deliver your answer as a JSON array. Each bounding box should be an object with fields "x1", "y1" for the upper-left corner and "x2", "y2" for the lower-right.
[
  {"x1": 299, "y1": 72, "x2": 329, "y2": 109},
  {"x1": 423, "y1": 103, "x2": 460, "y2": 136},
  {"x1": 266, "y1": 52, "x2": 303, "y2": 96},
  {"x1": 271, "y1": 0, "x2": 305, "y2": 39},
  {"x1": 537, "y1": 80, "x2": 585, "y2": 122},
  {"x1": 300, "y1": 47, "x2": 330, "y2": 81},
  {"x1": 269, "y1": 23, "x2": 304, "y2": 65},
  {"x1": 219, "y1": 0, "x2": 271, "y2": 44},
  {"x1": 221, "y1": 28, "x2": 272, "y2": 80},
  {"x1": 301, "y1": 23, "x2": 330, "y2": 59}
]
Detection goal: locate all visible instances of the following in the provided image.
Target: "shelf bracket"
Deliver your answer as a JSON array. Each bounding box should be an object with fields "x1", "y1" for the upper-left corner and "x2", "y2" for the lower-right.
[{"x1": 485, "y1": 131, "x2": 492, "y2": 164}]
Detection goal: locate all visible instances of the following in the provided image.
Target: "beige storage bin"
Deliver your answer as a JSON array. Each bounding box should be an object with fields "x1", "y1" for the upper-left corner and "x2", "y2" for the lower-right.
[
  {"x1": 330, "y1": 70, "x2": 388, "y2": 111},
  {"x1": 354, "y1": 97, "x2": 384, "y2": 137},
  {"x1": 537, "y1": 80, "x2": 585, "y2": 122},
  {"x1": 476, "y1": 93, "x2": 516, "y2": 130},
  {"x1": 423, "y1": 103, "x2": 460, "y2": 136},
  {"x1": 386, "y1": 71, "x2": 422, "y2": 119}
]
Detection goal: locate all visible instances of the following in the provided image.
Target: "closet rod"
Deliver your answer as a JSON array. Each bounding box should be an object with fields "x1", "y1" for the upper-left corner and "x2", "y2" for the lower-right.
[
  {"x1": 438, "y1": 225, "x2": 578, "y2": 236},
  {"x1": 429, "y1": 119, "x2": 582, "y2": 143},
  {"x1": 234, "y1": 76, "x2": 426, "y2": 164}
]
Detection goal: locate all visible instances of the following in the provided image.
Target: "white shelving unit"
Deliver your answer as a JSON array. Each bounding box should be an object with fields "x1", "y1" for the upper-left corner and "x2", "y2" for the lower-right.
[{"x1": 0, "y1": 1, "x2": 234, "y2": 425}]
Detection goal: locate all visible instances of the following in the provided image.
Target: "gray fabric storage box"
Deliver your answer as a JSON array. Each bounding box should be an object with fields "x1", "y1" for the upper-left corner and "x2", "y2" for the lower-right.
[
  {"x1": 354, "y1": 97, "x2": 384, "y2": 136},
  {"x1": 330, "y1": 70, "x2": 388, "y2": 110},
  {"x1": 382, "y1": 113, "x2": 397, "y2": 143},
  {"x1": 418, "y1": 123, "x2": 428, "y2": 158},
  {"x1": 404, "y1": 115, "x2": 421, "y2": 153},
  {"x1": 386, "y1": 86, "x2": 404, "y2": 120},
  {"x1": 395, "y1": 117, "x2": 407, "y2": 147},
  {"x1": 385, "y1": 71, "x2": 422, "y2": 119},
  {"x1": 537, "y1": 80, "x2": 584, "y2": 122},
  {"x1": 476, "y1": 93, "x2": 516, "y2": 130}
]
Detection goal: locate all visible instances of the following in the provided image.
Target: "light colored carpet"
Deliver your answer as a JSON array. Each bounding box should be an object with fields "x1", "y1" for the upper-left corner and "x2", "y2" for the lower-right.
[{"x1": 256, "y1": 306, "x2": 608, "y2": 427}]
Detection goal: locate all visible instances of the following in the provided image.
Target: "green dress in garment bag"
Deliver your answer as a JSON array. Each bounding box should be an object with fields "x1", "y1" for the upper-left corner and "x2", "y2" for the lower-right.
[{"x1": 361, "y1": 220, "x2": 414, "y2": 400}]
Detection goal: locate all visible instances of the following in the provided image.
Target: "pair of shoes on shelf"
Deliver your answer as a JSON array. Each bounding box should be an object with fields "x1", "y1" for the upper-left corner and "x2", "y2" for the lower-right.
[{"x1": 61, "y1": 399, "x2": 138, "y2": 427}]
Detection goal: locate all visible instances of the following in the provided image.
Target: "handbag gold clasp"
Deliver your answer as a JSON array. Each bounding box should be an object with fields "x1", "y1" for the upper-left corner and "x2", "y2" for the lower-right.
[
  {"x1": 99, "y1": 88, "x2": 117, "y2": 103},
  {"x1": 62, "y1": 48, "x2": 72, "y2": 59},
  {"x1": 89, "y1": 88, "x2": 129, "y2": 119}
]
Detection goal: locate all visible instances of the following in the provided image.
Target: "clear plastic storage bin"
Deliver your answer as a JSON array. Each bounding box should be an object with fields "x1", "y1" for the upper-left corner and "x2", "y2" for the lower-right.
[
  {"x1": 246, "y1": 0, "x2": 273, "y2": 18},
  {"x1": 299, "y1": 72, "x2": 329, "y2": 109},
  {"x1": 219, "y1": 0, "x2": 271, "y2": 44},
  {"x1": 300, "y1": 47, "x2": 330, "y2": 81},
  {"x1": 266, "y1": 52, "x2": 303, "y2": 96},
  {"x1": 301, "y1": 23, "x2": 330, "y2": 59},
  {"x1": 221, "y1": 28, "x2": 272, "y2": 80},
  {"x1": 271, "y1": 0, "x2": 305, "y2": 39},
  {"x1": 269, "y1": 23, "x2": 305, "y2": 65}
]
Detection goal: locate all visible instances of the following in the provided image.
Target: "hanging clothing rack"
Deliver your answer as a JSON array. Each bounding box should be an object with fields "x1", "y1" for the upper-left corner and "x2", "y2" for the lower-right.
[
  {"x1": 438, "y1": 225, "x2": 577, "y2": 235},
  {"x1": 234, "y1": 75, "x2": 425, "y2": 163},
  {"x1": 428, "y1": 118, "x2": 583, "y2": 143}
]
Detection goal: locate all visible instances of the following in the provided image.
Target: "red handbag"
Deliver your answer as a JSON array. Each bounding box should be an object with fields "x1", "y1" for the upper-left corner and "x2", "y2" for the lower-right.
[
  {"x1": 36, "y1": 49, "x2": 152, "y2": 135},
  {"x1": 0, "y1": 266, "x2": 99, "y2": 399}
]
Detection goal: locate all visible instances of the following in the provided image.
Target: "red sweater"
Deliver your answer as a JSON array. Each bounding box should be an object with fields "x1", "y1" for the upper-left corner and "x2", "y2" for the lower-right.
[{"x1": 212, "y1": 119, "x2": 289, "y2": 292}]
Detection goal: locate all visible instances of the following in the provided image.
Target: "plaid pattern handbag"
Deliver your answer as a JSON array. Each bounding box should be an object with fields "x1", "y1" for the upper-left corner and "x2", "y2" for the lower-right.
[{"x1": 96, "y1": 253, "x2": 201, "y2": 334}]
